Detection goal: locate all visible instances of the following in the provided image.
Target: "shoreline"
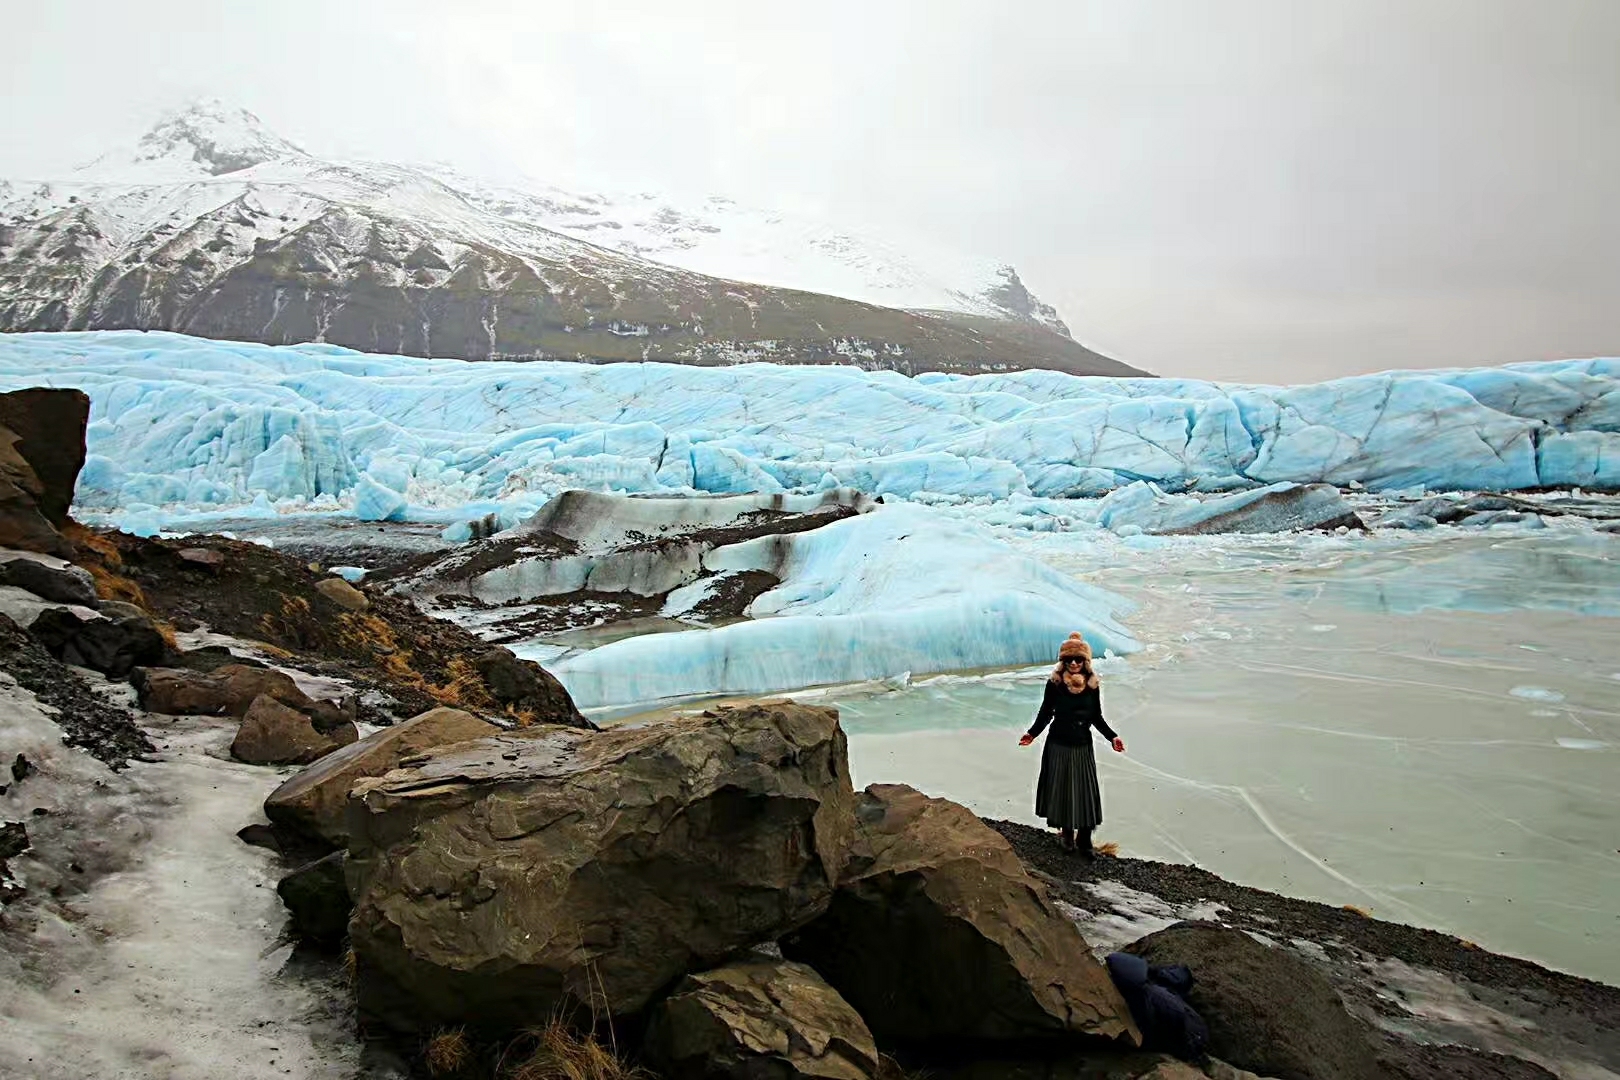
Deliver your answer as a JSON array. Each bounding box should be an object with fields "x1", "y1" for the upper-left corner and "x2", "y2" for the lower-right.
[{"x1": 989, "y1": 817, "x2": 1620, "y2": 1078}]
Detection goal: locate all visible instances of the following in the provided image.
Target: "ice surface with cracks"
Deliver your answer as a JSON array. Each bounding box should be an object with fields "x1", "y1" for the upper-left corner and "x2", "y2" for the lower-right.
[{"x1": 2, "y1": 332, "x2": 1616, "y2": 538}]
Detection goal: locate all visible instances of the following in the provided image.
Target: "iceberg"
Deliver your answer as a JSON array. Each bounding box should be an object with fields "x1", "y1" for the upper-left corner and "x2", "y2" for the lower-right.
[
  {"x1": 547, "y1": 503, "x2": 1138, "y2": 709},
  {"x1": 1, "y1": 331, "x2": 1616, "y2": 536}
]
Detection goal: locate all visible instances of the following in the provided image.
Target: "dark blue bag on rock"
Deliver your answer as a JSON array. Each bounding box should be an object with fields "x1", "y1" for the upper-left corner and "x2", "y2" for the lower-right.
[{"x1": 1106, "y1": 950, "x2": 1210, "y2": 1061}]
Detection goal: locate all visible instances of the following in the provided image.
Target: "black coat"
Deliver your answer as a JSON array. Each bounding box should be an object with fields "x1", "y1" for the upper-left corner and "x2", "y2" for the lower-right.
[{"x1": 1026, "y1": 680, "x2": 1117, "y2": 747}]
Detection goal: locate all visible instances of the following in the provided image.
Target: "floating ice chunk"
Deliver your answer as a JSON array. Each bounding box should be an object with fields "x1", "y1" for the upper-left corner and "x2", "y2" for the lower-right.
[
  {"x1": 1509, "y1": 686, "x2": 1566, "y2": 703},
  {"x1": 553, "y1": 504, "x2": 1138, "y2": 707},
  {"x1": 1091, "y1": 480, "x2": 1360, "y2": 535},
  {"x1": 1555, "y1": 738, "x2": 1607, "y2": 750},
  {"x1": 331, "y1": 566, "x2": 367, "y2": 583}
]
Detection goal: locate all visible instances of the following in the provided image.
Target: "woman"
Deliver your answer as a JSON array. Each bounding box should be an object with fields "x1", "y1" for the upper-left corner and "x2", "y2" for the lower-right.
[{"x1": 1018, "y1": 632, "x2": 1125, "y2": 856}]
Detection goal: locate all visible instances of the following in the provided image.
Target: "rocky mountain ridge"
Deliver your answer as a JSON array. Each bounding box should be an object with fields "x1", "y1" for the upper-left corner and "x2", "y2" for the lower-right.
[{"x1": 0, "y1": 101, "x2": 1142, "y2": 377}]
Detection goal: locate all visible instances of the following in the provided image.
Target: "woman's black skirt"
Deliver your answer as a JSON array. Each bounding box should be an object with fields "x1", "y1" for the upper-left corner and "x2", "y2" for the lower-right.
[{"x1": 1035, "y1": 738, "x2": 1103, "y2": 829}]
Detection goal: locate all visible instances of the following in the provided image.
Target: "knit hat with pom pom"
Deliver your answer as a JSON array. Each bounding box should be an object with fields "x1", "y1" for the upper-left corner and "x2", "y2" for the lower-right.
[{"x1": 1058, "y1": 632, "x2": 1092, "y2": 660}]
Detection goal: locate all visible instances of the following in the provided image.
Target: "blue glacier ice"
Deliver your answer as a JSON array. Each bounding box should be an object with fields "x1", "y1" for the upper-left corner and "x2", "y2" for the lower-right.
[
  {"x1": 2, "y1": 331, "x2": 1618, "y2": 536},
  {"x1": 545, "y1": 503, "x2": 1139, "y2": 708}
]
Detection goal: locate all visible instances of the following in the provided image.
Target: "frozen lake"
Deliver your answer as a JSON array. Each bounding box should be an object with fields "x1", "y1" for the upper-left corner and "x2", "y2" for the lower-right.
[{"x1": 832, "y1": 524, "x2": 1620, "y2": 986}]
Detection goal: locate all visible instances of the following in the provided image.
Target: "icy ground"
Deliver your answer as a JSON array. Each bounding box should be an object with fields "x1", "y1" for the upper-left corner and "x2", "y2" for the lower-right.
[
  {"x1": 828, "y1": 522, "x2": 1620, "y2": 987},
  {"x1": 0, "y1": 680, "x2": 372, "y2": 1079},
  {"x1": 1, "y1": 331, "x2": 1617, "y2": 541}
]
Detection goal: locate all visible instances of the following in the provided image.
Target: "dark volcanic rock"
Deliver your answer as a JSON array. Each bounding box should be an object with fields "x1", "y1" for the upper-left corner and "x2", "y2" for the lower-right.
[
  {"x1": 1125, "y1": 922, "x2": 1381, "y2": 1080},
  {"x1": 28, "y1": 606, "x2": 165, "y2": 679},
  {"x1": 0, "y1": 613, "x2": 154, "y2": 767},
  {"x1": 0, "y1": 555, "x2": 99, "y2": 606},
  {"x1": 277, "y1": 850, "x2": 350, "y2": 948},
  {"x1": 0, "y1": 388, "x2": 90, "y2": 527},
  {"x1": 472, "y1": 646, "x2": 593, "y2": 729},
  {"x1": 646, "y1": 958, "x2": 881, "y2": 1080},
  {"x1": 345, "y1": 701, "x2": 855, "y2": 1034},
  {"x1": 783, "y1": 783, "x2": 1136, "y2": 1045},
  {"x1": 0, "y1": 426, "x2": 71, "y2": 557}
]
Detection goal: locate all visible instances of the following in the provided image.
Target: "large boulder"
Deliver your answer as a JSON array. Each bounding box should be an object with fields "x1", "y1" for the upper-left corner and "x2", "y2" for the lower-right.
[
  {"x1": 1124, "y1": 922, "x2": 1382, "y2": 1080},
  {"x1": 646, "y1": 958, "x2": 880, "y2": 1080},
  {"x1": 0, "y1": 427, "x2": 72, "y2": 558},
  {"x1": 0, "y1": 553, "x2": 99, "y2": 606},
  {"x1": 134, "y1": 663, "x2": 311, "y2": 717},
  {"x1": 783, "y1": 783, "x2": 1137, "y2": 1045},
  {"x1": 345, "y1": 701, "x2": 854, "y2": 1033},
  {"x1": 277, "y1": 850, "x2": 351, "y2": 947},
  {"x1": 28, "y1": 606, "x2": 165, "y2": 678},
  {"x1": 0, "y1": 388, "x2": 90, "y2": 529},
  {"x1": 231, "y1": 694, "x2": 356, "y2": 766},
  {"x1": 473, "y1": 645, "x2": 592, "y2": 727},
  {"x1": 263, "y1": 706, "x2": 499, "y2": 847}
]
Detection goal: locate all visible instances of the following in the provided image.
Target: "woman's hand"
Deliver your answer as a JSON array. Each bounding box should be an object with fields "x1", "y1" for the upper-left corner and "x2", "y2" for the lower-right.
[
  {"x1": 1018, "y1": 733, "x2": 1034, "y2": 747},
  {"x1": 1111, "y1": 737, "x2": 1126, "y2": 753}
]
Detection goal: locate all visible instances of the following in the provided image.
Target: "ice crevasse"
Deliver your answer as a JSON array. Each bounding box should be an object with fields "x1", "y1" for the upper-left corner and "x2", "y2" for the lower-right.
[{"x1": 0, "y1": 331, "x2": 1616, "y2": 534}]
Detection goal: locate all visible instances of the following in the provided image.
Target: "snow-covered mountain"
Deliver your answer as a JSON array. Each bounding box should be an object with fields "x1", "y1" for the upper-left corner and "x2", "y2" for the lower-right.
[{"x1": 0, "y1": 101, "x2": 1138, "y2": 376}]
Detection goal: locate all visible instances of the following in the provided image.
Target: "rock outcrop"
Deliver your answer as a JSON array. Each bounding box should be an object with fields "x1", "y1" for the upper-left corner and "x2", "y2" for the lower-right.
[
  {"x1": 345, "y1": 701, "x2": 854, "y2": 1033},
  {"x1": 263, "y1": 706, "x2": 500, "y2": 847},
  {"x1": 28, "y1": 605, "x2": 165, "y2": 678},
  {"x1": 0, "y1": 553, "x2": 98, "y2": 606},
  {"x1": 783, "y1": 783, "x2": 1137, "y2": 1045},
  {"x1": 135, "y1": 663, "x2": 318, "y2": 718},
  {"x1": 0, "y1": 388, "x2": 88, "y2": 558},
  {"x1": 277, "y1": 850, "x2": 351, "y2": 947},
  {"x1": 646, "y1": 958, "x2": 881, "y2": 1080},
  {"x1": 230, "y1": 693, "x2": 357, "y2": 766},
  {"x1": 1125, "y1": 922, "x2": 1382, "y2": 1080}
]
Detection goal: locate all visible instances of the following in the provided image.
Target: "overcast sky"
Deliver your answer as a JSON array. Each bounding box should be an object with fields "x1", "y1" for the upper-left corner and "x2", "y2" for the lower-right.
[{"x1": 4, "y1": 0, "x2": 1617, "y2": 382}]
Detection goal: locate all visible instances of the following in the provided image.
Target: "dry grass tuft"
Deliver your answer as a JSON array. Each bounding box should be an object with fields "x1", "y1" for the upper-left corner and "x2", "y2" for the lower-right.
[
  {"x1": 1458, "y1": 938, "x2": 1480, "y2": 951},
  {"x1": 1341, "y1": 904, "x2": 1373, "y2": 918},
  {"x1": 1093, "y1": 840, "x2": 1120, "y2": 857},
  {"x1": 499, "y1": 1018, "x2": 645, "y2": 1080},
  {"x1": 343, "y1": 946, "x2": 358, "y2": 986},
  {"x1": 425, "y1": 1027, "x2": 472, "y2": 1077}
]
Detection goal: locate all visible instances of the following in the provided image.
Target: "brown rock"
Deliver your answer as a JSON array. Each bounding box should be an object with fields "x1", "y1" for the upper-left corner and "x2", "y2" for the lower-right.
[
  {"x1": 473, "y1": 645, "x2": 593, "y2": 729},
  {"x1": 647, "y1": 959, "x2": 880, "y2": 1080},
  {"x1": 782, "y1": 783, "x2": 1138, "y2": 1044},
  {"x1": 1125, "y1": 922, "x2": 1382, "y2": 1080},
  {"x1": 177, "y1": 547, "x2": 226, "y2": 569},
  {"x1": 315, "y1": 576, "x2": 369, "y2": 612},
  {"x1": 0, "y1": 427, "x2": 70, "y2": 557},
  {"x1": 263, "y1": 706, "x2": 498, "y2": 847},
  {"x1": 135, "y1": 663, "x2": 311, "y2": 717},
  {"x1": 231, "y1": 694, "x2": 344, "y2": 765},
  {"x1": 0, "y1": 388, "x2": 89, "y2": 528},
  {"x1": 344, "y1": 701, "x2": 854, "y2": 1033}
]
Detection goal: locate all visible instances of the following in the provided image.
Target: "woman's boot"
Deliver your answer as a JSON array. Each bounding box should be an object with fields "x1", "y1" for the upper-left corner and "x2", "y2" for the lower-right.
[
  {"x1": 1078, "y1": 827, "x2": 1095, "y2": 860},
  {"x1": 1059, "y1": 827, "x2": 1075, "y2": 851}
]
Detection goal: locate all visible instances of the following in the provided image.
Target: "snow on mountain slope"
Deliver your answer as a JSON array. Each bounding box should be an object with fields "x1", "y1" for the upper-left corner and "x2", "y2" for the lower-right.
[{"x1": 0, "y1": 101, "x2": 1118, "y2": 374}]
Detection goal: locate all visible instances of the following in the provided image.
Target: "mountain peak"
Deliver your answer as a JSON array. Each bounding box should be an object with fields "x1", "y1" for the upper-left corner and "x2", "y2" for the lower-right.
[{"x1": 84, "y1": 99, "x2": 305, "y2": 179}]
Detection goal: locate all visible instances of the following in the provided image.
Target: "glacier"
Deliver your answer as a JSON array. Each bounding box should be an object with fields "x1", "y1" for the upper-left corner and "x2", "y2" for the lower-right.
[
  {"x1": 2, "y1": 331, "x2": 1617, "y2": 538},
  {"x1": 544, "y1": 503, "x2": 1138, "y2": 709}
]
